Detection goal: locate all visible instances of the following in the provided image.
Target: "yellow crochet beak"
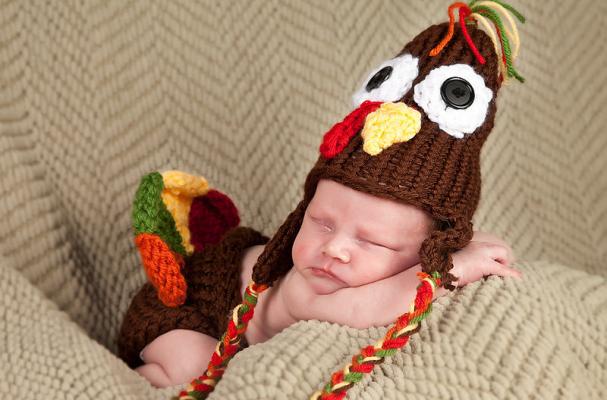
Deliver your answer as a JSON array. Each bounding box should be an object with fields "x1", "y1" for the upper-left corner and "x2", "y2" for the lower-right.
[{"x1": 360, "y1": 102, "x2": 422, "y2": 156}]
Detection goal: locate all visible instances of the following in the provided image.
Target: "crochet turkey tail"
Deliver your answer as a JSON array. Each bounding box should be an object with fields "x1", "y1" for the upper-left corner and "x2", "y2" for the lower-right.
[{"x1": 132, "y1": 171, "x2": 240, "y2": 307}]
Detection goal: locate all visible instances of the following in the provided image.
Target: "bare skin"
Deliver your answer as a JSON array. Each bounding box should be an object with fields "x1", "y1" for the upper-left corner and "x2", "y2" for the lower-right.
[{"x1": 136, "y1": 180, "x2": 522, "y2": 387}]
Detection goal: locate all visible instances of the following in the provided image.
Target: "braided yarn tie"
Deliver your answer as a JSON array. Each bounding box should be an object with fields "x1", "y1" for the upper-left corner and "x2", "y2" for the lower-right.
[
  {"x1": 173, "y1": 272, "x2": 439, "y2": 400},
  {"x1": 309, "y1": 271, "x2": 442, "y2": 400},
  {"x1": 174, "y1": 281, "x2": 268, "y2": 400}
]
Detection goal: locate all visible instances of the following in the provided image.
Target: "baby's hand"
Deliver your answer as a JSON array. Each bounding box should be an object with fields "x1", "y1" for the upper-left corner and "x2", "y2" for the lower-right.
[{"x1": 449, "y1": 230, "x2": 522, "y2": 288}]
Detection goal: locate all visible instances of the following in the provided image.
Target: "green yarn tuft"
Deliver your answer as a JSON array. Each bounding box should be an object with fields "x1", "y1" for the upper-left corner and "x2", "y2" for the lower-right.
[
  {"x1": 471, "y1": 4, "x2": 525, "y2": 83},
  {"x1": 132, "y1": 171, "x2": 186, "y2": 256},
  {"x1": 488, "y1": 0, "x2": 525, "y2": 23}
]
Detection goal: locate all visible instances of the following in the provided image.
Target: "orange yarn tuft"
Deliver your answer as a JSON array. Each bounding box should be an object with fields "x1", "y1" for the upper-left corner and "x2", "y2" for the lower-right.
[
  {"x1": 429, "y1": 2, "x2": 469, "y2": 57},
  {"x1": 134, "y1": 233, "x2": 187, "y2": 307}
]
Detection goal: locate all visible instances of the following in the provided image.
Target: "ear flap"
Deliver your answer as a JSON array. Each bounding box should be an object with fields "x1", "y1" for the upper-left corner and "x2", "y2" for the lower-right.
[
  {"x1": 251, "y1": 199, "x2": 308, "y2": 286},
  {"x1": 419, "y1": 215, "x2": 473, "y2": 291}
]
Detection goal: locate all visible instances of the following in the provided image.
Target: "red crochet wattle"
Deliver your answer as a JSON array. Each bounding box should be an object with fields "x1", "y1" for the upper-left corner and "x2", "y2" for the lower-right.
[{"x1": 319, "y1": 100, "x2": 382, "y2": 159}]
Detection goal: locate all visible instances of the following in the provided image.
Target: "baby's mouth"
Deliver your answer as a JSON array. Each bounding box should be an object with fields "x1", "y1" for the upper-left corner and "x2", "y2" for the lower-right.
[{"x1": 309, "y1": 267, "x2": 344, "y2": 283}]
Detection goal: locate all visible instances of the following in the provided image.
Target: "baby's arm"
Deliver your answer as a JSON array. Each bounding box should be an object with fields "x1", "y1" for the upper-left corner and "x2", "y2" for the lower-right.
[
  {"x1": 136, "y1": 329, "x2": 218, "y2": 388},
  {"x1": 449, "y1": 230, "x2": 520, "y2": 286},
  {"x1": 312, "y1": 231, "x2": 522, "y2": 329}
]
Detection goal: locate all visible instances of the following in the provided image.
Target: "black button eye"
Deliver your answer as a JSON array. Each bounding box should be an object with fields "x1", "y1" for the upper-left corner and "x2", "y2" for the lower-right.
[
  {"x1": 366, "y1": 66, "x2": 393, "y2": 92},
  {"x1": 440, "y1": 77, "x2": 475, "y2": 109}
]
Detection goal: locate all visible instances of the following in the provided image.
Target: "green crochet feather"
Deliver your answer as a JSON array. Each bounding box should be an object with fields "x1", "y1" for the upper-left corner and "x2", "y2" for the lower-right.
[{"x1": 132, "y1": 171, "x2": 186, "y2": 256}]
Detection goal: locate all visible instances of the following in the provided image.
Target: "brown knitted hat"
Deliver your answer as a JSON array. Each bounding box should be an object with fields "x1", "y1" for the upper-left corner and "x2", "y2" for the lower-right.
[{"x1": 252, "y1": 21, "x2": 502, "y2": 291}]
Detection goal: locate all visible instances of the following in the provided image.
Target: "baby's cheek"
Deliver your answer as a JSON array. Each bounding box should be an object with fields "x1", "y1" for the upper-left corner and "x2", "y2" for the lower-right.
[
  {"x1": 357, "y1": 252, "x2": 380, "y2": 275},
  {"x1": 292, "y1": 233, "x2": 313, "y2": 267},
  {"x1": 350, "y1": 251, "x2": 393, "y2": 286}
]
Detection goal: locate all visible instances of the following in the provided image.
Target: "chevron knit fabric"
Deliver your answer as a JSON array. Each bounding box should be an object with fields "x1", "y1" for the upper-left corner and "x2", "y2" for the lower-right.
[{"x1": 0, "y1": 1, "x2": 606, "y2": 399}]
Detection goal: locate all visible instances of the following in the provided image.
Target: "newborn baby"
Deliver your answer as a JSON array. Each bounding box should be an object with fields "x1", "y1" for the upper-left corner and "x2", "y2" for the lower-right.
[
  {"x1": 134, "y1": 178, "x2": 521, "y2": 387},
  {"x1": 144, "y1": 14, "x2": 527, "y2": 399}
]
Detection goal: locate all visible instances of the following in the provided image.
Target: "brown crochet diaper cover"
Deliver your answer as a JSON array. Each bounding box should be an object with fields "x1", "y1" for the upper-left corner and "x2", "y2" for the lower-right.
[{"x1": 118, "y1": 226, "x2": 269, "y2": 368}]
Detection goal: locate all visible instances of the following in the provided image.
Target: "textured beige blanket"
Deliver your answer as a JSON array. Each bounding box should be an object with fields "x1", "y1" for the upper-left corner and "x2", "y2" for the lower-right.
[
  {"x1": 0, "y1": 0, "x2": 606, "y2": 399},
  {"x1": 1, "y1": 257, "x2": 605, "y2": 399}
]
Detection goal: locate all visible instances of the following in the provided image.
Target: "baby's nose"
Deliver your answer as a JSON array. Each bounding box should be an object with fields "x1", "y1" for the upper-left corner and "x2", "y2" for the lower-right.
[{"x1": 323, "y1": 240, "x2": 350, "y2": 263}]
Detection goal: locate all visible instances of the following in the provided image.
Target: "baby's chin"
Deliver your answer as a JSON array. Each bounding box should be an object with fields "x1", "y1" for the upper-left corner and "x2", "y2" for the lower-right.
[
  {"x1": 299, "y1": 268, "x2": 348, "y2": 295},
  {"x1": 308, "y1": 281, "x2": 341, "y2": 295}
]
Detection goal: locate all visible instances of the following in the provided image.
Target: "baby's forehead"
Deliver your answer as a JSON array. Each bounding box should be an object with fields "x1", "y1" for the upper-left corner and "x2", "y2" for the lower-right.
[
  {"x1": 311, "y1": 179, "x2": 434, "y2": 233},
  {"x1": 311, "y1": 199, "x2": 431, "y2": 235},
  {"x1": 345, "y1": 206, "x2": 429, "y2": 233}
]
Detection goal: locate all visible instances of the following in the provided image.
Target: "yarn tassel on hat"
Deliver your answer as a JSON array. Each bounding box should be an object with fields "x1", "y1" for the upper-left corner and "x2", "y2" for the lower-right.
[{"x1": 429, "y1": 0, "x2": 525, "y2": 83}]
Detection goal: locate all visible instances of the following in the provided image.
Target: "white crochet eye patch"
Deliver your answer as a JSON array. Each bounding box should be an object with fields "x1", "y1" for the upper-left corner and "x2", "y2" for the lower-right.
[
  {"x1": 413, "y1": 64, "x2": 493, "y2": 138},
  {"x1": 352, "y1": 54, "x2": 419, "y2": 108}
]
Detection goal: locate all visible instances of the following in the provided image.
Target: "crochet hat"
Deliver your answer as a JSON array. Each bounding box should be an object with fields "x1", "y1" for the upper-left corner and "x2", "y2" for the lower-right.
[{"x1": 179, "y1": 1, "x2": 525, "y2": 399}]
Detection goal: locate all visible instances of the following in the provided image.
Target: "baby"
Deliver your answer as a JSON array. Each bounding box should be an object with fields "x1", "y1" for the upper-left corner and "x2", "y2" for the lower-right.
[
  {"x1": 134, "y1": 178, "x2": 521, "y2": 387},
  {"x1": 120, "y1": 13, "x2": 525, "y2": 397}
]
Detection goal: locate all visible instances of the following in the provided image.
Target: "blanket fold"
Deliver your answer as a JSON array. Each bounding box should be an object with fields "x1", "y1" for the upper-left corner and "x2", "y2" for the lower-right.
[{"x1": 2, "y1": 259, "x2": 604, "y2": 399}]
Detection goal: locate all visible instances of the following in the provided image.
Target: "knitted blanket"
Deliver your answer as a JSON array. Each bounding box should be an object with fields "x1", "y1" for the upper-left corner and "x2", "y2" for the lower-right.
[
  {"x1": 1, "y1": 0, "x2": 606, "y2": 399},
  {"x1": 2, "y1": 258, "x2": 605, "y2": 399}
]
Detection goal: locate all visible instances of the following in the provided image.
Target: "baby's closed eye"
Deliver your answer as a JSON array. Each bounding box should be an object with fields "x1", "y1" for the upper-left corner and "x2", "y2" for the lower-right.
[
  {"x1": 310, "y1": 216, "x2": 332, "y2": 232},
  {"x1": 356, "y1": 237, "x2": 395, "y2": 250}
]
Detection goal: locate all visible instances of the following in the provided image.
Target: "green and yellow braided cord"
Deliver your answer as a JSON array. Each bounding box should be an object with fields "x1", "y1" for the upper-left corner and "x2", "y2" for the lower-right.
[
  {"x1": 309, "y1": 271, "x2": 442, "y2": 400},
  {"x1": 174, "y1": 281, "x2": 269, "y2": 400}
]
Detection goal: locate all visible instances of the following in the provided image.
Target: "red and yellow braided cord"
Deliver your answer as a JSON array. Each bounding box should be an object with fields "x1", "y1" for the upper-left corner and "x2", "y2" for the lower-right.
[
  {"x1": 174, "y1": 281, "x2": 269, "y2": 400},
  {"x1": 172, "y1": 271, "x2": 441, "y2": 400},
  {"x1": 309, "y1": 271, "x2": 441, "y2": 400}
]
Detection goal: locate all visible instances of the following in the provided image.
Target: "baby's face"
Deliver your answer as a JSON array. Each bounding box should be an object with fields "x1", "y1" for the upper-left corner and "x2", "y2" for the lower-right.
[{"x1": 292, "y1": 179, "x2": 434, "y2": 295}]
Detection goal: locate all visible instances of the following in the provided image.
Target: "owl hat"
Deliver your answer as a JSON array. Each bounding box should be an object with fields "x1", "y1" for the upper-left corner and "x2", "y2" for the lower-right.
[{"x1": 178, "y1": 2, "x2": 525, "y2": 399}]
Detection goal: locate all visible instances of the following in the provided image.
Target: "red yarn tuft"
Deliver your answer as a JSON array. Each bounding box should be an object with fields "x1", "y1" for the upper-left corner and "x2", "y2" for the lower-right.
[
  {"x1": 319, "y1": 101, "x2": 382, "y2": 159},
  {"x1": 459, "y1": 7, "x2": 486, "y2": 64}
]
